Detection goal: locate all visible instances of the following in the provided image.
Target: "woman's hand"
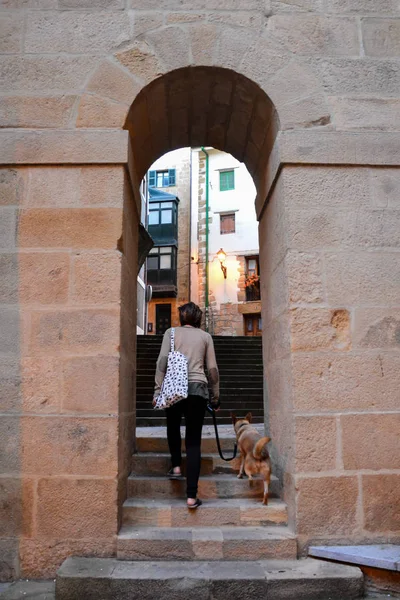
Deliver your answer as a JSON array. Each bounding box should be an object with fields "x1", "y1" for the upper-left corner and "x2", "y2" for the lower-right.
[
  {"x1": 152, "y1": 398, "x2": 157, "y2": 407},
  {"x1": 210, "y1": 399, "x2": 221, "y2": 412}
]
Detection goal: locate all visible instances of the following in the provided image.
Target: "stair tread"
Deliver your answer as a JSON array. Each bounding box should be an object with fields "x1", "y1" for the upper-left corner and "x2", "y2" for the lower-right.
[
  {"x1": 58, "y1": 556, "x2": 363, "y2": 583},
  {"x1": 123, "y1": 497, "x2": 285, "y2": 509},
  {"x1": 128, "y1": 473, "x2": 279, "y2": 482},
  {"x1": 118, "y1": 524, "x2": 295, "y2": 540}
]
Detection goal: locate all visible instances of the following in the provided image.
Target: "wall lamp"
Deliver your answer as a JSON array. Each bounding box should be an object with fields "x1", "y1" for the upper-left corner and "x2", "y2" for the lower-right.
[{"x1": 217, "y1": 248, "x2": 227, "y2": 279}]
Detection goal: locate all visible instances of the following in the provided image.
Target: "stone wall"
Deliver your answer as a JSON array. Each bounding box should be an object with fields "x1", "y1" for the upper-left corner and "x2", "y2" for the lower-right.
[
  {"x1": 0, "y1": 165, "x2": 136, "y2": 578},
  {"x1": 0, "y1": 0, "x2": 399, "y2": 579}
]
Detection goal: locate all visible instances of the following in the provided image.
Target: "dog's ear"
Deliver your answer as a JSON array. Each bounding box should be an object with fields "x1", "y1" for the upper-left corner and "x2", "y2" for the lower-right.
[
  {"x1": 245, "y1": 412, "x2": 253, "y2": 423},
  {"x1": 231, "y1": 412, "x2": 237, "y2": 425}
]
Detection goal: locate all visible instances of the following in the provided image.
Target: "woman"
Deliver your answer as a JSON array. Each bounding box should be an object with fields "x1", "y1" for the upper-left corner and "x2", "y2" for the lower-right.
[{"x1": 153, "y1": 302, "x2": 220, "y2": 509}]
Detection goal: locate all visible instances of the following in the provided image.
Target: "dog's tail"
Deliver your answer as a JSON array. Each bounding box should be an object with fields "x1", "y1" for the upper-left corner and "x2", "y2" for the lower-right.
[{"x1": 253, "y1": 437, "x2": 271, "y2": 460}]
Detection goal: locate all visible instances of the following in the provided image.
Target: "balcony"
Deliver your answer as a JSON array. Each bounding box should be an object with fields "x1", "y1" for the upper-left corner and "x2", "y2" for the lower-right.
[{"x1": 147, "y1": 268, "x2": 177, "y2": 298}]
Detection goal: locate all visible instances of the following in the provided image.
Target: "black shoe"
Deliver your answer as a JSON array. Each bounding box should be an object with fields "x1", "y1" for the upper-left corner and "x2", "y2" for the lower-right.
[
  {"x1": 167, "y1": 468, "x2": 184, "y2": 480},
  {"x1": 187, "y1": 498, "x2": 202, "y2": 509}
]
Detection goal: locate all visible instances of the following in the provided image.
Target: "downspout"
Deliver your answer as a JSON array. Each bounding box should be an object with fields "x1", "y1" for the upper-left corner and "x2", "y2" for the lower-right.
[{"x1": 201, "y1": 147, "x2": 210, "y2": 332}]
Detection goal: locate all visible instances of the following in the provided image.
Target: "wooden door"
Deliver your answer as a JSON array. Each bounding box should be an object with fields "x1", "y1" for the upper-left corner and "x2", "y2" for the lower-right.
[
  {"x1": 156, "y1": 304, "x2": 171, "y2": 335},
  {"x1": 244, "y1": 314, "x2": 262, "y2": 337}
]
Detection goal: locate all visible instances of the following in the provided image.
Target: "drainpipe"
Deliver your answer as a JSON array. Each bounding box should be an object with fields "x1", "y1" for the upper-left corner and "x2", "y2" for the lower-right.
[{"x1": 201, "y1": 147, "x2": 210, "y2": 332}]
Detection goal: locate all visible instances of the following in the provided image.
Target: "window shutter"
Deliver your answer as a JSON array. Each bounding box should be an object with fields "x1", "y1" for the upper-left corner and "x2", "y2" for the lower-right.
[
  {"x1": 220, "y1": 213, "x2": 235, "y2": 234},
  {"x1": 168, "y1": 169, "x2": 176, "y2": 186},
  {"x1": 148, "y1": 170, "x2": 156, "y2": 187}
]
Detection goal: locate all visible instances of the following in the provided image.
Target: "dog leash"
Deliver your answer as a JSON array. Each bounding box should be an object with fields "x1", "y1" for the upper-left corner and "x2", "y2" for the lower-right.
[{"x1": 206, "y1": 404, "x2": 238, "y2": 462}]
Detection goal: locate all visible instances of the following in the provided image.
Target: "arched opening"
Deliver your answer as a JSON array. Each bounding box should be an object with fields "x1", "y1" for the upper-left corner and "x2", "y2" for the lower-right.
[{"x1": 119, "y1": 65, "x2": 284, "y2": 479}]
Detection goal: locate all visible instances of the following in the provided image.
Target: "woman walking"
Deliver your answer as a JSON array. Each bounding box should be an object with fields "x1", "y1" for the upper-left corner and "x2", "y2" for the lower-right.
[{"x1": 153, "y1": 302, "x2": 220, "y2": 509}]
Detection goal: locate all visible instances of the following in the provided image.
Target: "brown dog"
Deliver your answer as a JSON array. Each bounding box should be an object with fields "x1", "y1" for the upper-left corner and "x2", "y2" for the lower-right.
[{"x1": 232, "y1": 412, "x2": 271, "y2": 505}]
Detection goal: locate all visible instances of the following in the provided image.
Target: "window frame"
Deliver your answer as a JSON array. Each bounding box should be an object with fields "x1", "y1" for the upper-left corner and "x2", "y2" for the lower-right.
[
  {"x1": 146, "y1": 245, "x2": 177, "y2": 271},
  {"x1": 148, "y1": 168, "x2": 176, "y2": 188},
  {"x1": 219, "y1": 169, "x2": 235, "y2": 192},
  {"x1": 220, "y1": 212, "x2": 236, "y2": 235}
]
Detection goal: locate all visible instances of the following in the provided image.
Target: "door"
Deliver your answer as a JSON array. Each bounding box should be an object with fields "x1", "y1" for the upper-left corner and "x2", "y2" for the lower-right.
[
  {"x1": 156, "y1": 304, "x2": 171, "y2": 335},
  {"x1": 244, "y1": 314, "x2": 262, "y2": 337}
]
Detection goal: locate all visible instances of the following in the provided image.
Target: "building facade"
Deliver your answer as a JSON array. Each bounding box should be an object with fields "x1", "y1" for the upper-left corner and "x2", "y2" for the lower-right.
[{"x1": 0, "y1": 1, "x2": 399, "y2": 581}]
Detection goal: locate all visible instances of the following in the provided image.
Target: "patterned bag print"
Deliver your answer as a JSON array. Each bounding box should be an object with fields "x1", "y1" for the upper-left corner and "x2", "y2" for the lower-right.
[{"x1": 153, "y1": 328, "x2": 188, "y2": 410}]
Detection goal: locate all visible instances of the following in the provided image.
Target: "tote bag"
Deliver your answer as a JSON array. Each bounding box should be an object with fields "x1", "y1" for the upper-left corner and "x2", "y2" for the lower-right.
[{"x1": 153, "y1": 328, "x2": 188, "y2": 410}]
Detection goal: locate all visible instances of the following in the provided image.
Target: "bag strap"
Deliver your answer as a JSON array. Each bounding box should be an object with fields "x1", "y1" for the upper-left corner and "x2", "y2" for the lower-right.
[
  {"x1": 206, "y1": 404, "x2": 237, "y2": 462},
  {"x1": 170, "y1": 328, "x2": 175, "y2": 352}
]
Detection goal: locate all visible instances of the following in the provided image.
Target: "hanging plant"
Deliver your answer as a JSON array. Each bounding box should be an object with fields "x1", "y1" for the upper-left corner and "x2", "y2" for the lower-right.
[{"x1": 245, "y1": 274, "x2": 260, "y2": 288}]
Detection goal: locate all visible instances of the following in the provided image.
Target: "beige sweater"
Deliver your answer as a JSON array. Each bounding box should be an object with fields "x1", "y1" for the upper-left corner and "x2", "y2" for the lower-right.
[{"x1": 154, "y1": 326, "x2": 220, "y2": 401}]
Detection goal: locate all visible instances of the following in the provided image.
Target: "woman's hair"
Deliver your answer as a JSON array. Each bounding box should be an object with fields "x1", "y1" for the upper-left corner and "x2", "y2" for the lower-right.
[{"x1": 178, "y1": 302, "x2": 203, "y2": 328}]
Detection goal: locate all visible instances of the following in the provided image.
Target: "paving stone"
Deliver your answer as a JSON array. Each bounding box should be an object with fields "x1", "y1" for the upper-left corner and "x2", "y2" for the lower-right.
[{"x1": 309, "y1": 544, "x2": 400, "y2": 572}]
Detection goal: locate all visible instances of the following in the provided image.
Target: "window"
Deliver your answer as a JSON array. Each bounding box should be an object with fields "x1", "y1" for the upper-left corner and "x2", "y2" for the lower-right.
[
  {"x1": 220, "y1": 213, "x2": 235, "y2": 235},
  {"x1": 245, "y1": 256, "x2": 260, "y2": 302},
  {"x1": 148, "y1": 202, "x2": 175, "y2": 226},
  {"x1": 148, "y1": 169, "x2": 176, "y2": 188},
  {"x1": 219, "y1": 170, "x2": 235, "y2": 191},
  {"x1": 147, "y1": 246, "x2": 176, "y2": 271}
]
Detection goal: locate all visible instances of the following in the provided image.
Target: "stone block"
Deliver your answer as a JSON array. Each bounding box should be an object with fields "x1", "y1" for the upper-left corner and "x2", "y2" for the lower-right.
[
  {"x1": 240, "y1": 34, "x2": 290, "y2": 89},
  {"x1": 296, "y1": 476, "x2": 359, "y2": 535},
  {"x1": 62, "y1": 356, "x2": 119, "y2": 414},
  {"x1": 0, "y1": 169, "x2": 26, "y2": 206},
  {"x1": 362, "y1": 474, "x2": 400, "y2": 533},
  {"x1": 0, "y1": 96, "x2": 76, "y2": 129},
  {"x1": 285, "y1": 252, "x2": 324, "y2": 304},
  {"x1": 24, "y1": 166, "x2": 124, "y2": 208},
  {"x1": 325, "y1": 253, "x2": 400, "y2": 305},
  {"x1": 87, "y1": 60, "x2": 141, "y2": 105},
  {"x1": 21, "y1": 357, "x2": 60, "y2": 413},
  {"x1": 295, "y1": 416, "x2": 337, "y2": 473},
  {"x1": 290, "y1": 308, "x2": 350, "y2": 352},
  {"x1": 325, "y1": 0, "x2": 400, "y2": 13},
  {"x1": 25, "y1": 11, "x2": 131, "y2": 53},
  {"x1": 0, "y1": 357, "x2": 20, "y2": 413},
  {"x1": 369, "y1": 168, "x2": 400, "y2": 209},
  {"x1": 189, "y1": 23, "x2": 219, "y2": 65},
  {"x1": 279, "y1": 93, "x2": 331, "y2": 130},
  {"x1": 0, "y1": 14, "x2": 23, "y2": 53},
  {"x1": 72, "y1": 250, "x2": 121, "y2": 305},
  {"x1": 28, "y1": 309, "x2": 120, "y2": 355},
  {"x1": 35, "y1": 478, "x2": 117, "y2": 539},
  {"x1": 292, "y1": 352, "x2": 400, "y2": 413},
  {"x1": 116, "y1": 40, "x2": 165, "y2": 83},
  {"x1": 59, "y1": 0, "x2": 123, "y2": 6},
  {"x1": 282, "y1": 166, "x2": 370, "y2": 209},
  {"x1": 134, "y1": 11, "x2": 164, "y2": 34},
  {"x1": 0, "y1": 477, "x2": 34, "y2": 537},
  {"x1": 362, "y1": 18, "x2": 400, "y2": 57},
  {"x1": 130, "y1": 0, "x2": 265, "y2": 6},
  {"x1": 331, "y1": 97, "x2": 400, "y2": 131},
  {"x1": 0, "y1": 252, "x2": 18, "y2": 303},
  {"x1": 268, "y1": 14, "x2": 359, "y2": 55},
  {"x1": 22, "y1": 416, "x2": 118, "y2": 476},
  {"x1": 0, "y1": 416, "x2": 19, "y2": 474},
  {"x1": 268, "y1": 61, "x2": 322, "y2": 107},
  {"x1": 76, "y1": 94, "x2": 128, "y2": 129},
  {"x1": 341, "y1": 413, "x2": 400, "y2": 471},
  {"x1": 192, "y1": 528, "x2": 223, "y2": 559},
  {"x1": 353, "y1": 308, "x2": 400, "y2": 350},
  {"x1": 307, "y1": 57, "x2": 400, "y2": 95},
  {"x1": 0, "y1": 56, "x2": 99, "y2": 94},
  {"x1": 19, "y1": 252, "x2": 69, "y2": 304},
  {"x1": 271, "y1": 0, "x2": 322, "y2": 12},
  {"x1": 0, "y1": 207, "x2": 16, "y2": 249},
  {"x1": 0, "y1": 538, "x2": 19, "y2": 582},
  {"x1": 0, "y1": 307, "x2": 19, "y2": 356},
  {"x1": 19, "y1": 208, "x2": 122, "y2": 249}
]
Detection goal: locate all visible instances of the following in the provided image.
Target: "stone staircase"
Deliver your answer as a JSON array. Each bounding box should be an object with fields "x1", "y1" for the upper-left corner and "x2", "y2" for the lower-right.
[
  {"x1": 136, "y1": 335, "x2": 264, "y2": 426},
  {"x1": 56, "y1": 431, "x2": 364, "y2": 599}
]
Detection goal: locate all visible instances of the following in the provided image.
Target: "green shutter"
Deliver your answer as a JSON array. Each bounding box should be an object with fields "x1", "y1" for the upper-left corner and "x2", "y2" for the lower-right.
[
  {"x1": 148, "y1": 170, "x2": 156, "y2": 187},
  {"x1": 168, "y1": 169, "x2": 176, "y2": 186},
  {"x1": 220, "y1": 170, "x2": 234, "y2": 191}
]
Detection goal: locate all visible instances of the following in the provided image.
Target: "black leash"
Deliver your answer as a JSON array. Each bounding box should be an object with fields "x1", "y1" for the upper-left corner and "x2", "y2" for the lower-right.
[{"x1": 206, "y1": 404, "x2": 237, "y2": 462}]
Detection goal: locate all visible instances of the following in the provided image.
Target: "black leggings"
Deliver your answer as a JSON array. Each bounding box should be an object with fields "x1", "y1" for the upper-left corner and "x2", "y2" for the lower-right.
[{"x1": 166, "y1": 395, "x2": 207, "y2": 499}]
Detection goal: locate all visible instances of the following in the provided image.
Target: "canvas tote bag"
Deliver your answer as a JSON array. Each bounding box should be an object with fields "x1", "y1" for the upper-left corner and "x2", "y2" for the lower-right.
[{"x1": 153, "y1": 328, "x2": 188, "y2": 410}]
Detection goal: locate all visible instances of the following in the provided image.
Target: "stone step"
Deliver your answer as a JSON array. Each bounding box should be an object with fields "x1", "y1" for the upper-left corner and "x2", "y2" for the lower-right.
[
  {"x1": 117, "y1": 525, "x2": 297, "y2": 561},
  {"x1": 128, "y1": 474, "x2": 280, "y2": 500},
  {"x1": 136, "y1": 416, "x2": 265, "y2": 426},
  {"x1": 122, "y1": 498, "x2": 288, "y2": 528},
  {"x1": 56, "y1": 557, "x2": 363, "y2": 600},
  {"x1": 131, "y1": 452, "x2": 243, "y2": 475},
  {"x1": 136, "y1": 409, "x2": 263, "y2": 419},
  {"x1": 136, "y1": 436, "x2": 239, "y2": 454}
]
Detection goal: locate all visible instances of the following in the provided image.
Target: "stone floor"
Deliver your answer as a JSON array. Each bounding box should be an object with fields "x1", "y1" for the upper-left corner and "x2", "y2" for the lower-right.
[
  {"x1": 136, "y1": 423, "x2": 264, "y2": 439},
  {"x1": 0, "y1": 580, "x2": 395, "y2": 599}
]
